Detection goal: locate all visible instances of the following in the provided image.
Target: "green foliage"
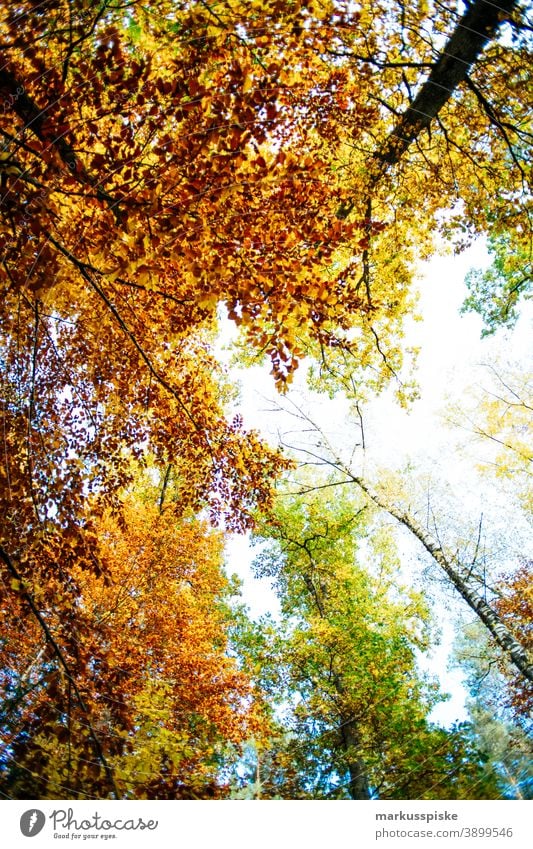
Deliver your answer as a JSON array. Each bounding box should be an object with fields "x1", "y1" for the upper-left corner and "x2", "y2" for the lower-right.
[
  {"x1": 231, "y1": 479, "x2": 501, "y2": 798},
  {"x1": 462, "y1": 233, "x2": 532, "y2": 335}
]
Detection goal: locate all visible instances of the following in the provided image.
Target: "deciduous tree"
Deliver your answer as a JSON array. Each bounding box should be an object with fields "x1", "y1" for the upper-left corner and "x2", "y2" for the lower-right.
[
  {"x1": 273, "y1": 400, "x2": 533, "y2": 686},
  {"x1": 0, "y1": 486, "x2": 269, "y2": 799},
  {"x1": 239, "y1": 481, "x2": 500, "y2": 799}
]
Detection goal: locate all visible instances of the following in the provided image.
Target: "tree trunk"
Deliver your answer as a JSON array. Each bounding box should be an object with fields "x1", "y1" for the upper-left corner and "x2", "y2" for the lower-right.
[
  {"x1": 340, "y1": 716, "x2": 372, "y2": 799},
  {"x1": 0, "y1": 67, "x2": 122, "y2": 218},
  {"x1": 301, "y1": 560, "x2": 372, "y2": 798},
  {"x1": 373, "y1": 0, "x2": 519, "y2": 174},
  {"x1": 350, "y1": 476, "x2": 533, "y2": 684}
]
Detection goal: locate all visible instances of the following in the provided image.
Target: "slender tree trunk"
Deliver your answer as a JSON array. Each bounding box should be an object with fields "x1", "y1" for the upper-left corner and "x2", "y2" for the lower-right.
[{"x1": 349, "y1": 476, "x2": 533, "y2": 684}]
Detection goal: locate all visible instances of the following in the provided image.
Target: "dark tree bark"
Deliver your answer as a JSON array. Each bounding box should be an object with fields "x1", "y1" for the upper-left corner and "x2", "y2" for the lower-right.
[
  {"x1": 336, "y1": 0, "x2": 520, "y2": 218},
  {"x1": 0, "y1": 67, "x2": 122, "y2": 217},
  {"x1": 0, "y1": 545, "x2": 120, "y2": 799},
  {"x1": 374, "y1": 0, "x2": 519, "y2": 172}
]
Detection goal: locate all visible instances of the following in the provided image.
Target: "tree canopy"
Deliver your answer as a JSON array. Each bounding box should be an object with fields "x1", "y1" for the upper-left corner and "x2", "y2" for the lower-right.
[{"x1": 0, "y1": 0, "x2": 531, "y2": 800}]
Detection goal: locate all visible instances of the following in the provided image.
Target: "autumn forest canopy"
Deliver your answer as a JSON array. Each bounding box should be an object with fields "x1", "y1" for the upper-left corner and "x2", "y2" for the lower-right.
[{"x1": 0, "y1": 0, "x2": 531, "y2": 800}]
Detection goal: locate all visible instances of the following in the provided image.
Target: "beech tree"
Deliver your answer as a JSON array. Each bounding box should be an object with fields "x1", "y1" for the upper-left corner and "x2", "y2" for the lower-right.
[
  {"x1": 447, "y1": 364, "x2": 533, "y2": 514},
  {"x1": 0, "y1": 484, "x2": 269, "y2": 799},
  {"x1": 1, "y1": 0, "x2": 529, "y2": 384},
  {"x1": 463, "y1": 233, "x2": 533, "y2": 335},
  {"x1": 235, "y1": 481, "x2": 501, "y2": 799},
  {"x1": 274, "y1": 400, "x2": 533, "y2": 686},
  {"x1": 456, "y1": 563, "x2": 533, "y2": 724},
  {"x1": 1, "y1": 0, "x2": 529, "y2": 544},
  {"x1": 443, "y1": 363, "x2": 533, "y2": 713}
]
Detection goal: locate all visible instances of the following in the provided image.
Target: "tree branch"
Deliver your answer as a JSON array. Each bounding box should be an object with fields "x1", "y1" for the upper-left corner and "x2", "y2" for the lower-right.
[
  {"x1": 0, "y1": 545, "x2": 119, "y2": 798},
  {"x1": 373, "y1": 0, "x2": 519, "y2": 174},
  {"x1": 0, "y1": 67, "x2": 123, "y2": 221}
]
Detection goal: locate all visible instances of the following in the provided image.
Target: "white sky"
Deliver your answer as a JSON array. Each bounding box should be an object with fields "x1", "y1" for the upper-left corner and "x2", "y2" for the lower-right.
[{"x1": 221, "y1": 239, "x2": 532, "y2": 727}]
